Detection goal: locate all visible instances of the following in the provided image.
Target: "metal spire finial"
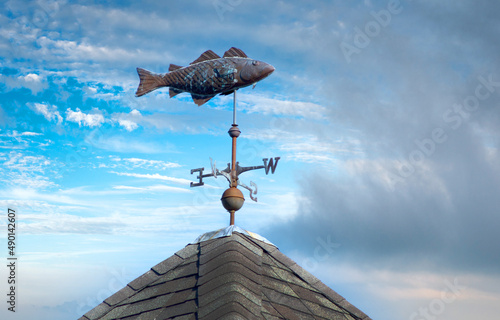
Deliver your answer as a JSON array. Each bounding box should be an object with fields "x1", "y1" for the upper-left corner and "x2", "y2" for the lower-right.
[{"x1": 190, "y1": 91, "x2": 280, "y2": 226}]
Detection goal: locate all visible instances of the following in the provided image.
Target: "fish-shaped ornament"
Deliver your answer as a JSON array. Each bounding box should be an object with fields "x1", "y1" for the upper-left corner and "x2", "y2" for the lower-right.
[{"x1": 135, "y1": 47, "x2": 275, "y2": 106}]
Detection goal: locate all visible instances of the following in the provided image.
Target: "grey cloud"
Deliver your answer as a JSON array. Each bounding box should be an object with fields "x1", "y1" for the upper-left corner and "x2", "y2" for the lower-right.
[
  {"x1": 269, "y1": 130, "x2": 500, "y2": 274},
  {"x1": 265, "y1": 1, "x2": 500, "y2": 275}
]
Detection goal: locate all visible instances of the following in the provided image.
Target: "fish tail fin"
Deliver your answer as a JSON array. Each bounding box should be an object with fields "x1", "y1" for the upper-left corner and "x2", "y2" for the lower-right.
[{"x1": 135, "y1": 68, "x2": 166, "y2": 97}]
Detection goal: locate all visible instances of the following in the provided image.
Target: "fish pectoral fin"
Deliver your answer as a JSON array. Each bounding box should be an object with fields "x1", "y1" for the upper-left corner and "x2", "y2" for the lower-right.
[
  {"x1": 169, "y1": 64, "x2": 183, "y2": 72},
  {"x1": 190, "y1": 50, "x2": 221, "y2": 65},
  {"x1": 169, "y1": 88, "x2": 184, "y2": 98},
  {"x1": 223, "y1": 47, "x2": 248, "y2": 58},
  {"x1": 252, "y1": 83, "x2": 257, "y2": 89},
  {"x1": 191, "y1": 94, "x2": 215, "y2": 106},
  {"x1": 220, "y1": 89, "x2": 235, "y2": 96}
]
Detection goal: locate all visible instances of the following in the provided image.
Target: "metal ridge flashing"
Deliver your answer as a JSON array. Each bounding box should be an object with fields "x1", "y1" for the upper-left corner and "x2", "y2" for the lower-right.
[{"x1": 192, "y1": 225, "x2": 276, "y2": 247}]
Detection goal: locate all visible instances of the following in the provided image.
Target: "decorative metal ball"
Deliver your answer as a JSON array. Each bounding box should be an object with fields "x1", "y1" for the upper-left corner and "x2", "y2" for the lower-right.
[
  {"x1": 221, "y1": 187, "x2": 245, "y2": 212},
  {"x1": 228, "y1": 125, "x2": 241, "y2": 138}
]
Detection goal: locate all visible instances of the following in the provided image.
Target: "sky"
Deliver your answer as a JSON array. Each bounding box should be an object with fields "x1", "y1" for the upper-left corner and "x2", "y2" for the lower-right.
[{"x1": 1, "y1": 0, "x2": 499, "y2": 319}]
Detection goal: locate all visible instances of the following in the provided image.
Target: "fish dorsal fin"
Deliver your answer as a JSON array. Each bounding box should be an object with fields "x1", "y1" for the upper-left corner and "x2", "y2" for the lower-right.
[
  {"x1": 223, "y1": 47, "x2": 248, "y2": 58},
  {"x1": 169, "y1": 64, "x2": 183, "y2": 72},
  {"x1": 190, "y1": 50, "x2": 221, "y2": 65}
]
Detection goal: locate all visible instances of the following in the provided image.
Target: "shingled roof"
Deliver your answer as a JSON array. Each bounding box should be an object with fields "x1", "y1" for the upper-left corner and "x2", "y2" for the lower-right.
[{"x1": 80, "y1": 227, "x2": 372, "y2": 320}]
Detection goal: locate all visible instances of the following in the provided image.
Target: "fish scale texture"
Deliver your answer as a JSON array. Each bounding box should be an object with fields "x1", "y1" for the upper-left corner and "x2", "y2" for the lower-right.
[
  {"x1": 135, "y1": 47, "x2": 275, "y2": 106},
  {"x1": 79, "y1": 232, "x2": 372, "y2": 320},
  {"x1": 165, "y1": 58, "x2": 238, "y2": 95}
]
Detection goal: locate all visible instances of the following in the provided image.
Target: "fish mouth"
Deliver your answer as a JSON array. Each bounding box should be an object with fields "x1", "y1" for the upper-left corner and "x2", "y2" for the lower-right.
[
  {"x1": 240, "y1": 62, "x2": 275, "y2": 83},
  {"x1": 263, "y1": 64, "x2": 275, "y2": 77},
  {"x1": 258, "y1": 64, "x2": 275, "y2": 81}
]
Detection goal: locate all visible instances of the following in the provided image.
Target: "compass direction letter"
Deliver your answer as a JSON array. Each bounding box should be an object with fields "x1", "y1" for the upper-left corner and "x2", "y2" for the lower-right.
[
  {"x1": 262, "y1": 157, "x2": 280, "y2": 175},
  {"x1": 190, "y1": 168, "x2": 205, "y2": 187}
]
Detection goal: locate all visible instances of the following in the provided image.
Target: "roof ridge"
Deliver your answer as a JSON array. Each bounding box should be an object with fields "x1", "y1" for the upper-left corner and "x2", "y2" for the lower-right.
[
  {"x1": 193, "y1": 225, "x2": 276, "y2": 247},
  {"x1": 199, "y1": 286, "x2": 262, "y2": 317},
  {"x1": 80, "y1": 230, "x2": 372, "y2": 320}
]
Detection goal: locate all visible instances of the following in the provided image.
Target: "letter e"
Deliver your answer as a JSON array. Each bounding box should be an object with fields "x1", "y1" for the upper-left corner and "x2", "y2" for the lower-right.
[
  {"x1": 432, "y1": 128, "x2": 447, "y2": 144},
  {"x1": 370, "y1": 9, "x2": 391, "y2": 27},
  {"x1": 388, "y1": 0, "x2": 403, "y2": 14}
]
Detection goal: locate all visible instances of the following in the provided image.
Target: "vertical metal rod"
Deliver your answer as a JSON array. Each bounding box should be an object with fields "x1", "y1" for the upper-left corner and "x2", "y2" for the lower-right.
[
  {"x1": 229, "y1": 210, "x2": 235, "y2": 226},
  {"x1": 233, "y1": 90, "x2": 237, "y2": 125},
  {"x1": 231, "y1": 91, "x2": 237, "y2": 187},
  {"x1": 231, "y1": 135, "x2": 237, "y2": 187}
]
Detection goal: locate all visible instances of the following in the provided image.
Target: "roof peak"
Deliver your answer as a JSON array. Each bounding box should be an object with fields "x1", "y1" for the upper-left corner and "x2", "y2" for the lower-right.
[
  {"x1": 192, "y1": 225, "x2": 276, "y2": 247},
  {"x1": 80, "y1": 231, "x2": 371, "y2": 320}
]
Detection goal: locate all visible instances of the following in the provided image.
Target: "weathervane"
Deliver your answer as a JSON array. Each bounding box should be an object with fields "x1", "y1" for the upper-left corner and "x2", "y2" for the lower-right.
[{"x1": 136, "y1": 47, "x2": 278, "y2": 225}]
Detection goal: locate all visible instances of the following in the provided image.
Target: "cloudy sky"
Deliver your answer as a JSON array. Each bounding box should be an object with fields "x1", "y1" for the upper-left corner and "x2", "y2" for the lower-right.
[{"x1": 1, "y1": 0, "x2": 500, "y2": 319}]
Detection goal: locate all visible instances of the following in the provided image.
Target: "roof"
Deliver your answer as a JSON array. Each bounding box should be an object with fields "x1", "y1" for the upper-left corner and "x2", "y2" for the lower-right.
[{"x1": 80, "y1": 227, "x2": 372, "y2": 320}]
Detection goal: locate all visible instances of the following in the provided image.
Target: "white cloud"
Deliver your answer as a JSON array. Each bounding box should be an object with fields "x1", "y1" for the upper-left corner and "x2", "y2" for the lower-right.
[
  {"x1": 35, "y1": 35, "x2": 169, "y2": 65},
  {"x1": 111, "y1": 172, "x2": 191, "y2": 185},
  {"x1": 111, "y1": 157, "x2": 181, "y2": 170},
  {"x1": 245, "y1": 128, "x2": 362, "y2": 165},
  {"x1": 0, "y1": 199, "x2": 82, "y2": 216},
  {"x1": 93, "y1": 135, "x2": 175, "y2": 154},
  {"x1": 113, "y1": 184, "x2": 190, "y2": 193},
  {"x1": 66, "y1": 108, "x2": 105, "y2": 127},
  {"x1": 30, "y1": 103, "x2": 63, "y2": 124},
  {"x1": 96, "y1": 156, "x2": 181, "y2": 171},
  {"x1": 0, "y1": 131, "x2": 49, "y2": 151},
  {"x1": 0, "y1": 131, "x2": 43, "y2": 138},
  {"x1": 243, "y1": 192, "x2": 302, "y2": 228},
  {"x1": 0, "y1": 188, "x2": 79, "y2": 206},
  {"x1": 18, "y1": 212, "x2": 127, "y2": 235},
  {"x1": 1, "y1": 152, "x2": 58, "y2": 190},
  {"x1": 22, "y1": 73, "x2": 41, "y2": 82},
  {"x1": 112, "y1": 109, "x2": 142, "y2": 132},
  {"x1": 54, "y1": 185, "x2": 192, "y2": 199},
  {"x1": 239, "y1": 94, "x2": 327, "y2": 120},
  {"x1": 117, "y1": 119, "x2": 138, "y2": 131},
  {"x1": 0, "y1": 72, "x2": 48, "y2": 94},
  {"x1": 19, "y1": 131, "x2": 43, "y2": 136},
  {"x1": 3, "y1": 200, "x2": 208, "y2": 237}
]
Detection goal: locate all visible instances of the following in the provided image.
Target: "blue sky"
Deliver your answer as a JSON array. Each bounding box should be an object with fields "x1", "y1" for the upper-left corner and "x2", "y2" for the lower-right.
[{"x1": 1, "y1": 0, "x2": 500, "y2": 319}]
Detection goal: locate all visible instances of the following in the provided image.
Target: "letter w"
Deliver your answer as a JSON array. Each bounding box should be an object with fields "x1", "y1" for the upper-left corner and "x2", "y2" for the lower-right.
[{"x1": 263, "y1": 157, "x2": 280, "y2": 175}]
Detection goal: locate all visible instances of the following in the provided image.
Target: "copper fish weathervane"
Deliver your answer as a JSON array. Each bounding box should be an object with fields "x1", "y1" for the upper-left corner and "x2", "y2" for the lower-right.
[
  {"x1": 135, "y1": 47, "x2": 275, "y2": 106},
  {"x1": 136, "y1": 47, "x2": 279, "y2": 226}
]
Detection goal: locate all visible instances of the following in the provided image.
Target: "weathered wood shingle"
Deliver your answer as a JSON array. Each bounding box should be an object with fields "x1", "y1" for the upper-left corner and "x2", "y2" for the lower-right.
[{"x1": 81, "y1": 230, "x2": 372, "y2": 320}]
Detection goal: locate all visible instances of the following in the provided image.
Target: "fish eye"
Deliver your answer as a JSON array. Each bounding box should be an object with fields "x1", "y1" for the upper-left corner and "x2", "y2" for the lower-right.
[{"x1": 252, "y1": 60, "x2": 259, "y2": 66}]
